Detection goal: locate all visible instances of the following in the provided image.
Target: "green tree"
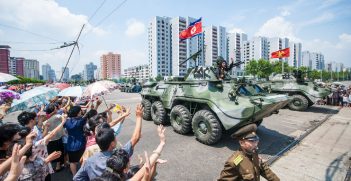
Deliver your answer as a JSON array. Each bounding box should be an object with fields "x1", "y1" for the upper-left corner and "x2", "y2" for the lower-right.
[
  {"x1": 245, "y1": 59, "x2": 258, "y2": 78},
  {"x1": 155, "y1": 74, "x2": 164, "y2": 81},
  {"x1": 272, "y1": 61, "x2": 289, "y2": 74},
  {"x1": 257, "y1": 59, "x2": 273, "y2": 80}
]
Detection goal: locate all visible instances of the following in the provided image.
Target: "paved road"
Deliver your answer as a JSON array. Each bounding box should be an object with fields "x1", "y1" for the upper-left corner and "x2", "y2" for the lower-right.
[{"x1": 48, "y1": 90, "x2": 340, "y2": 181}]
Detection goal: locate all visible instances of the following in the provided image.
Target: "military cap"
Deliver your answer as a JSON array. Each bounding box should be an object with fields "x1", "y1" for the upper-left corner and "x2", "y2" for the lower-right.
[{"x1": 231, "y1": 124, "x2": 259, "y2": 141}]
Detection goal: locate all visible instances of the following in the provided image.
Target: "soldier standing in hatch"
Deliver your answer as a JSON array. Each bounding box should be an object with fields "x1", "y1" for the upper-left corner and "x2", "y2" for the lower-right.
[
  {"x1": 218, "y1": 124, "x2": 280, "y2": 181},
  {"x1": 217, "y1": 57, "x2": 234, "y2": 80}
]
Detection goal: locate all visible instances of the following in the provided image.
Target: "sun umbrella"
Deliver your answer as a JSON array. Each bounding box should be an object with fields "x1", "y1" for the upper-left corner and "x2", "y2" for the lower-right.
[
  {"x1": 0, "y1": 72, "x2": 18, "y2": 82},
  {"x1": 54, "y1": 83, "x2": 70, "y2": 90},
  {"x1": 0, "y1": 89, "x2": 20, "y2": 105},
  {"x1": 58, "y1": 86, "x2": 85, "y2": 97},
  {"x1": 98, "y1": 80, "x2": 118, "y2": 90},
  {"x1": 9, "y1": 87, "x2": 59, "y2": 113},
  {"x1": 82, "y1": 82, "x2": 110, "y2": 98}
]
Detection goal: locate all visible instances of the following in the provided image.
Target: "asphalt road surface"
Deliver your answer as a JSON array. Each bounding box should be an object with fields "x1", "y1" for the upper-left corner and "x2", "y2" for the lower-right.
[{"x1": 46, "y1": 89, "x2": 341, "y2": 181}]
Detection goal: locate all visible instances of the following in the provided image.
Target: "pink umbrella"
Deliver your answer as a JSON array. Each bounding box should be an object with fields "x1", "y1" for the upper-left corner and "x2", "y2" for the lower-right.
[
  {"x1": 54, "y1": 83, "x2": 70, "y2": 90},
  {"x1": 82, "y1": 82, "x2": 110, "y2": 98}
]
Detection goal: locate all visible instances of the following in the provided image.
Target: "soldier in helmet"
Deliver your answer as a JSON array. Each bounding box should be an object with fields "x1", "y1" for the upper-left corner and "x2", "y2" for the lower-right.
[
  {"x1": 218, "y1": 124, "x2": 280, "y2": 181},
  {"x1": 217, "y1": 57, "x2": 234, "y2": 80}
]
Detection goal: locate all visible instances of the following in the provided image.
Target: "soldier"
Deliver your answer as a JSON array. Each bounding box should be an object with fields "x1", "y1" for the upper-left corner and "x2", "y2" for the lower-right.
[
  {"x1": 218, "y1": 124, "x2": 280, "y2": 181},
  {"x1": 217, "y1": 57, "x2": 234, "y2": 80}
]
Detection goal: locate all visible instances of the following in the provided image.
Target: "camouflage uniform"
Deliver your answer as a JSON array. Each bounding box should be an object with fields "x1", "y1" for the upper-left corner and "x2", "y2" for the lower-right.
[{"x1": 218, "y1": 124, "x2": 280, "y2": 181}]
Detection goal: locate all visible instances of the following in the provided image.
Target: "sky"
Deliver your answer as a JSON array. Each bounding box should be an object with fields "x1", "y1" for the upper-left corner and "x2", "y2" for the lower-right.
[{"x1": 0, "y1": 0, "x2": 350, "y2": 76}]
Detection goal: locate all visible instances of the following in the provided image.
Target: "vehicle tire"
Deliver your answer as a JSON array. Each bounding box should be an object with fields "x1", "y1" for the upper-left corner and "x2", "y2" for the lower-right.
[
  {"x1": 192, "y1": 110, "x2": 222, "y2": 145},
  {"x1": 170, "y1": 105, "x2": 192, "y2": 134},
  {"x1": 288, "y1": 95, "x2": 309, "y2": 111},
  {"x1": 151, "y1": 101, "x2": 167, "y2": 125},
  {"x1": 141, "y1": 99, "x2": 152, "y2": 121},
  {"x1": 255, "y1": 119, "x2": 263, "y2": 126}
]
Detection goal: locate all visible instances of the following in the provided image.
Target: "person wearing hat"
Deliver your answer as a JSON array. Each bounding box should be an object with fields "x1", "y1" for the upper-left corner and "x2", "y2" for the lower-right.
[{"x1": 218, "y1": 124, "x2": 280, "y2": 181}]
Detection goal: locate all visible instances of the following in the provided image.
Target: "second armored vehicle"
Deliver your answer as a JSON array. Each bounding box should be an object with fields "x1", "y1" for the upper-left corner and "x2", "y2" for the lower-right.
[{"x1": 140, "y1": 65, "x2": 291, "y2": 145}]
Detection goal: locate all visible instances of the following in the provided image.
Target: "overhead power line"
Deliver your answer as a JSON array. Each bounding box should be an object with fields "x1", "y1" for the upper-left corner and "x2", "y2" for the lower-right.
[
  {"x1": 94, "y1": 0, "x2": 128, "y2": 27},
  {"x1": 0, "y1": 23, "x2": 59, "y2": 41}
]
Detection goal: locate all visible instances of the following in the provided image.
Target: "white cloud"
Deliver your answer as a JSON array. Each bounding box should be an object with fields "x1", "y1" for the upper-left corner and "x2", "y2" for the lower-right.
[
  {"x1": 280, "y1": 8, "x2": 291, "y2": 17},
  {"x1": 255, "y1": 16, "x2": 300, "y2": 41},
  {"x1": 0, "y1": 0, "x2": 106, "y2": 38},
  {"x1": 125, "y1": 19, "x2": 145, "y2": 38},
  {"x1": 303, "y1": 33, "x2": 351, "y2": 65},
  {"x1": 119, "y1": 49, "x2": 147, "y2": 70},
  {"x1": 299, "y1": 12, "x2": 334, "y2": 27},
  {"x1": 228, "y1": 27, "x2": 245, "y2": 34},
  {"x1": 339, "y1": 33, "x2": 351, "y2": 42}
]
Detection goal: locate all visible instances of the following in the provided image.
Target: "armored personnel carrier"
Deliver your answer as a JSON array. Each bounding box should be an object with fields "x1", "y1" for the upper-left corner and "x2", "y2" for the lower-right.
[
  {"x1": 140, "y1": 64, "x2": 291, "y2": 145},
  {"x1": 259, "y1": 72, "x2": 331, "y2": 111}
]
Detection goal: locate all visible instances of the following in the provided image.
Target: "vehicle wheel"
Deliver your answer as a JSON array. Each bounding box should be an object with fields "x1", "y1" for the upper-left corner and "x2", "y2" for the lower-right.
[
  {"x1": 141, "y1": 99, "x2": 152, "y2": 121},
  {"x1": 151, "y1": 101, "x2": 167, "y2": 125},
  {"x1": 192, "y1": 110, "x2": 222, "y2": 145},
  {"x1": 255, "y1": 119, "x2": 263, "y2": 126},
  {"x1": 288, "y1": 95, "x2": 309, "y2": 111},
  {"x1": 170, "y1": 105, "x2": 192, "y2": 134}
]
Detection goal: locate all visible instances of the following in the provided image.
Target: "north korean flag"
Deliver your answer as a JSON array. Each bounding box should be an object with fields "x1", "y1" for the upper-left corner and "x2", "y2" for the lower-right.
[{"x1": 179, "y1": 18, "x2": 202, "y2": 41}]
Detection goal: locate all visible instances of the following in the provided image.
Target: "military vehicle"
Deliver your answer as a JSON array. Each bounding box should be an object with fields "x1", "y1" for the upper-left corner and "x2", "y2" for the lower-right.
[
  {"x1": 259, "y1": 71, "x2": 331, "y2": 111},
  {"x1": 140, "y1": 57, "x2": 291, "y2": 145},
  {"x1": 120, "y1": 77, "x2": 142, "y2": 93}
]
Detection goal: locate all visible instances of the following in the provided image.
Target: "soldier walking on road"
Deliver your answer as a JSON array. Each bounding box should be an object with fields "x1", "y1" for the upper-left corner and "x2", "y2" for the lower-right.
[{"x1": 218, "y1": 124, "x2": 280, "y2": 181}]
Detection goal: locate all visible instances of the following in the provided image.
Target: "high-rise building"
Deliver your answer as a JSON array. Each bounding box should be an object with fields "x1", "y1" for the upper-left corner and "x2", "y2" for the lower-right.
[
  {"x1": 0, "y1": 45, "x2": 10, "y2": 74},
  {"x1": 61, "y1": 67, "x2": 70, "y2": 82},
  {"x1": 288, "y1": 42, "x2": 302, "y2": 68},
  {"x1": 227, "y1": 32, "x2": 247, "y2": 74},
  {"x1": 48, "y1": 69, "x2": 56, "y2": 82},
  {"x1": 42, "y1": 64, "x2": 51, "y2": 81},
  {"x1": 148, "y1": 16, "x2": 172, "y2": 78},
  {"x1": 9, "y1": 57, "x2": 24, "y2": 76},
  {"x1": 302, "y1": 51, "x2": 324, "y2": 70},
  {"x1": 171, "y1": 16, "x2": 204, "y2": 76},
  {"x1": 242, "y1": 36, "x2": 269, "y2": 69},
  {"x1": 268, "y1": 37, "x2": 289, "y2": 63},
  {"x1": 83, "y1": 62, "x2": 97, "y2": 81},
  {"x1": 100, "y1": 53, "x2": 121, "y2": 79},
  {"x1": 24, "y1": 59, "x2": 39, "y2": 79},
  {"x1": 123, "y1": 64, "x2": 150, "y2": 82},
  {"x1": 204, "y1": 26, "x2": 217, "y2": 66}
]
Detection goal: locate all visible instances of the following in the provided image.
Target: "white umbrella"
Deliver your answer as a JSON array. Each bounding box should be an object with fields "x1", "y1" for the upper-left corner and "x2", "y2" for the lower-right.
[
  {"x1": 58, "y1": 86, "x2": 85, "y2": 97},
  {"x1": 0, "y1": 72, "x2": 18, "y2": 82}
]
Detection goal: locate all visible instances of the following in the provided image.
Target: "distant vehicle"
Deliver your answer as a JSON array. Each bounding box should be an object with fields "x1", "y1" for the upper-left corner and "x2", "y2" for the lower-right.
[
  {"x1": 120, "y1": 78, "x2": 142, "y2": 93},
  {"x1": 259, "y1": 71, "x2": 331, "y2": 111},
  {"x1": 140, "y1": 64, "x2": 290, "y2": 145}
]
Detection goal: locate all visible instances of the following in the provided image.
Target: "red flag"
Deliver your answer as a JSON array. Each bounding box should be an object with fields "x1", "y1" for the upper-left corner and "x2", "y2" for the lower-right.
[
  {"x1": 271, "y1": 48, "x2": 290, "y2": 58},
  {"x1": 179, "y1": 18, "x2": 202, "y2": 41}
]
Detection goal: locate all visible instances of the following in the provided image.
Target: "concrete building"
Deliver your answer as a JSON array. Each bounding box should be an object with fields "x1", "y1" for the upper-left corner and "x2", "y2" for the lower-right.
[
  {"x1": 242, "y1": 36, "x2": 269, "y2": 69},
  {"x1": 302, "y1": 51, "x2": 324, "y2": 70},
  {"x1": 61, "y1": 67, "x2": 70, "y2": 82},
  {"x1": 204, "y1": 26, "x2": 226, "y2": 66},
  {"x1": 83, "y1": 62, "x2": 97, "y2": 81},
  {"x1": 24, "y1": 59, "x2": 39, "y2": 79},
  {"x1": 123, "y1": 64, "x2": 150, "y2": 82},
  {"x1": 42, "y1": 64, "x2": 51, "y2": 81},
  {"x1": 95, "y1": 68, "x2": 101, "y2": 80},
  {"x1": 9, "y1": 57, "x2": 24, "y2": 76},
  {"x1": 227, "y1": 32, "x2": 247, "y2": 76},
  {"x1": 48, "y1": 69, "x2": 56, "y2": 82},
  {"x1": 0, "y1": 45, "x2": 10, "y2": 74},
  {"x1": 148, "y1": 16, "x2": 172, "y2": 78},
  {"x1": 100, "y1": 53, "x2": 121, "y2": 79},
  {"x1": 288, "y1": 42, "x2": 302, "y2": 68}
]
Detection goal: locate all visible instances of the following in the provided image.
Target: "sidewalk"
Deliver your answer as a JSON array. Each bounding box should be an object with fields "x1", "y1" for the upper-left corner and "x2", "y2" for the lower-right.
[{"x1": 270, "y1": 107, "x2": 351, "y2": 181}]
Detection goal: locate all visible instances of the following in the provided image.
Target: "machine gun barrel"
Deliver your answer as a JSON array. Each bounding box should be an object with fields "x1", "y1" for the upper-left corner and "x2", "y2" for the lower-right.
[{"x1": 179, "y1": 49, "x2": 202, "y2": 66}]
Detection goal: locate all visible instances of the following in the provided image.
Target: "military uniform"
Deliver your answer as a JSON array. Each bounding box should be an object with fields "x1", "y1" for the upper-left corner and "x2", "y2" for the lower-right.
[{"x1": 218, "y1": 124, "x2": 280, "y2": 181}]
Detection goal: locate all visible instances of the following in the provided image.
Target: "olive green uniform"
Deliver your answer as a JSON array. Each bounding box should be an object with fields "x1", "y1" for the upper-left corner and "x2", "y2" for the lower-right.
[{"x1": 218, "y1": 150, "x2": 279, "y2": 181}]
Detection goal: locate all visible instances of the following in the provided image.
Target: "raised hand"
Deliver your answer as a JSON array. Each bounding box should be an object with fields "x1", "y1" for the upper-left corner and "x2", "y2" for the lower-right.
[
  {"x1": 25, "y1": 131, "x2": 37, "y2": 146},
  {"x1": 157, "y1": 125, "x2": 166, "y2": 144},
  {"x1": 135, "y1": 104, "x2": 143, "y2": 118},
  {"x1": 5, "y1": 144, "x2": 27, "y2": 181},
  {"x1": 122, "y1": 107, "x2": 131, "y2": 118},
  {"x1": 45, "y1": 151, "x2": 62, "y2": 163}
]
